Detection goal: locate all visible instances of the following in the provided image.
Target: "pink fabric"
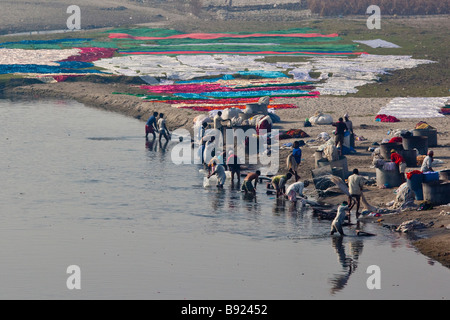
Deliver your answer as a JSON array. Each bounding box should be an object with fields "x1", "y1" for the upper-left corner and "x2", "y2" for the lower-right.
[
  {"x1": 147, "y1": 93, "x2": 319, "y2": 104},
  {"x1": 109, "y1": 32, "x2": 340, "y2": 40},
  {"x1": 140, "y1": 84, "x2": 316, "y2": 94},
  {"x1": 119, "y1": 50, "x2": 366, "y2": 56}
]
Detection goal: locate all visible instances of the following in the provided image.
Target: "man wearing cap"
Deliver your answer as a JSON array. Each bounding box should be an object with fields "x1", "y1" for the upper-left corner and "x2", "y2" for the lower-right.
[
  {"x1": 390, "y1": 149, "x2": 406, "y2": 183},
  {"x1": 421, "y1": 150, "x2": 434, "y2": 172}
]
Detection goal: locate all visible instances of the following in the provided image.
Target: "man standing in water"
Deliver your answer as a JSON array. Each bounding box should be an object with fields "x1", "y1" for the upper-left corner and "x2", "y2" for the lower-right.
[
  {"x1": 157, "y1": 113, "x2": 171, "y2": 143},
  {"x1": 330, "y1": 201, "x2": 350, "y2": 236},
  {"x1": 347, "y1": 168, "x2": 366, "y2": 221},
  {"x1": 145, "y1": 111, "x2": 158, "y2": 140}
]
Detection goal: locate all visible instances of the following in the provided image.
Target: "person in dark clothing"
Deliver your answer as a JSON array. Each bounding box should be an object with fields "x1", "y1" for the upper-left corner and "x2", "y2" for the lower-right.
[
  {"x1": 332, "y1": 117, "x2": 348, "y2": 155},
  {"x1": 145, "y1": 112, "x2": 158, "y2": 140}
]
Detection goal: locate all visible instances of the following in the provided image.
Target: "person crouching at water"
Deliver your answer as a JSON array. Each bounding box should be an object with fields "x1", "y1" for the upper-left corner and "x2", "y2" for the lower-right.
[
  {"x1": 207, "y1": 160, "x2": 226, "y2": 188},
  {"x1": 330, "y1": 201, "x2": 350, "y2": 237},
  {"x1": 157, "y1": 113, "x2": 171, "y2": 143},
  {"x1": 241, "y1": 170, "x2": 261, "y2": 195},
  {"x1": 286, "y1": 180, "x2": 309, "y2": 205},
  {"x1": 271, "y1": 172, "x2": 293, "y2": 198},
  {"x1": 145, "y1": 111, "x2": 158, "y2": 140}
]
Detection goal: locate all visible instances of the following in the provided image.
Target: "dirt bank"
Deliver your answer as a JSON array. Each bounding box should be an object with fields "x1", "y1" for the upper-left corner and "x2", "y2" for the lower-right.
[{"x1": 4, "y1": 80, "x2": 450, "y2": 268}]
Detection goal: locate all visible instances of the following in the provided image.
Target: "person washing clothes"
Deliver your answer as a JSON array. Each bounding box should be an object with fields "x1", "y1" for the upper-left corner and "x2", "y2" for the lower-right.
[
  {"x1": 207, "y1": 160, "x2": 226, "y2": 188},
  {"x1": 390, "y1": 149, "x2": 406, "y2": 182},
  {"x1": 330, "y1": 201, "x2": 350, "y2": 237},
  {"x1": 421, "y1": 150, "x2": 434, "y2": 172},
  {"x1": 270, "y1": 173, "x2": 293, "y2": 198},
  {"x1": 285, "y1": 180, "x2": 309, "y2": 206}
]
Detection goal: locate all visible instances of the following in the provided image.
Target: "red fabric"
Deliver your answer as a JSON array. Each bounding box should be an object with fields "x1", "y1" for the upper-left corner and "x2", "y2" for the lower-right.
[
  {"x1": 256, "y1": 119, "x2": 272, "y2": 135},
  {"x1": 179, "y1": 104, "x2": 297, "y2": 112},
  {"x1": 440, "y1": 107, "x2": 450, "y2": 114},
  {"x1": 140, "y1": 83, "x2": 316, "y2": 94},
  {"x1": 391, "y1": 152, "x2": 405, "y2": 165},
  {"x1": 388, "y1": 137, "x2": 402, "y2": 143},
  {"x1": 150, "y1": 93, "x2": 319, "y2": 105},
  {"x1": 406, "y1": 170, "x2": 423, "y2": 180},
  {"x1": 375, "y1": 114, "x2": 400, "y2": 122},
  {"x1": 145, "y1": 125, "x2": 154, "y2": 134},
  {"x1": 52, "y1": 75, "x2": 82, "y2": 82},
  {"x1": 62, "y1": 47, "x2": 117, "y2": 63}
]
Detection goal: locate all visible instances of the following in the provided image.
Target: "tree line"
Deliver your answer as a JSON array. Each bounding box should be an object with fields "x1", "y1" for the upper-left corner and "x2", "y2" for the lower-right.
[{"x1": 306, "y1": 0, "x2": 449, "y2": 16}]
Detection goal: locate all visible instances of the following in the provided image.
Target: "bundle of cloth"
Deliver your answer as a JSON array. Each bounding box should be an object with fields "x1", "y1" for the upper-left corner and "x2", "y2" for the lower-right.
[
  {"x1": 309, "y1": 111, "x2": 333, "y2": 125},
  {"x1": 375, "y1": 114, "x2": 400, "y2": 122},
  {"x1": 389, "y1": 183, "x2": 417, "y2": 211}
]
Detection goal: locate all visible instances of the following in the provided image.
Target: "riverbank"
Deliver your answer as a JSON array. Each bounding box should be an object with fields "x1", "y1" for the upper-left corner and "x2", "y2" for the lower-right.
[{"x1": 4, "y1": 80, "x2": 449, "y2": 268}]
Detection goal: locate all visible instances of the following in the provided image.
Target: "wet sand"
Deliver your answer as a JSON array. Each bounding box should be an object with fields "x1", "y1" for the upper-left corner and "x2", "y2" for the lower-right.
[{"x1": 4, "y1": 81, "x2": 450, "y2": 268}]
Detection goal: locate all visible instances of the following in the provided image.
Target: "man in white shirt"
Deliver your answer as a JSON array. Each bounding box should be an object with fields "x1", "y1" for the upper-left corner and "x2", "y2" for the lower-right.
[
  {"x1": 286, "y1": 180, "x2": 309, "y2": 204},
  {"x1": 421, "y1": 150, "x2": 434, "y2": 172},
  {"x1": 157, "y1": 113, "x2": 170, "y2": 143},
  {"x1": 347, "y1": 168, "x2": 366, "y2": 221}
]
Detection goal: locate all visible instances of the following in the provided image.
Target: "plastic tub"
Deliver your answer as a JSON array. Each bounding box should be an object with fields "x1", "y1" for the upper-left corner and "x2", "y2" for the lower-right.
[
  {"x1": 407, "y1": 172, "x2": 423, "y2": 200},
  {"x1": 422, "y1": 171, "x2": 439, "y2": 182}
]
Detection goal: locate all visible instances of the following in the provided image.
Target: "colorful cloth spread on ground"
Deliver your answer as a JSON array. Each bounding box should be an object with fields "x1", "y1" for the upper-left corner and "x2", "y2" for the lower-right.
[
  {"x1": 0, "y1": 47, "x2": 114, "y2": 75},
  {"x1": 0, "y1": 27, "x2": 437, "y2": 101},
  {"x1": 377, "y1": 97, "x2": 450, "y2": 119}
]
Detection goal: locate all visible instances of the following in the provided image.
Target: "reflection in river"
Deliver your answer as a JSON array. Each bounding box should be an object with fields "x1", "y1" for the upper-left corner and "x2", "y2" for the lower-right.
[{"x1": 1, "y1": 98, "x2": 448, "y2": 299}]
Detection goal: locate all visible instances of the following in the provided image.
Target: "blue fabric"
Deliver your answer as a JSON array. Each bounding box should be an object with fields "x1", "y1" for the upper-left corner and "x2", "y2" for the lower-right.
[
  {"x1": 0, "y1": 62, "x2": 104, "y2": 74},
  {"x1": 174, "y1": 89, "x2": 310, "y2": 99},
  {"x1": 237, "y1": 70, "x2": 288, "y2": 78},
  {"x1": 0, "y1": 38, "x2": 91, "y2": 48}
]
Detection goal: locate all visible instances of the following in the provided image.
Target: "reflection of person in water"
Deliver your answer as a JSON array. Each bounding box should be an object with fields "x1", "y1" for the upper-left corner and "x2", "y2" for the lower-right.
[{"x1": 329, "y1": 236, "x2": 364, "y2": 295}]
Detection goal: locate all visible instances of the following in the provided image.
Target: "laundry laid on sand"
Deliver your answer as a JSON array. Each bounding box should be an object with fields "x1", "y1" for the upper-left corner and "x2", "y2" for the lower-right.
[{"x1": 377, "y1": 97, "x2": 450, "y2": 119}]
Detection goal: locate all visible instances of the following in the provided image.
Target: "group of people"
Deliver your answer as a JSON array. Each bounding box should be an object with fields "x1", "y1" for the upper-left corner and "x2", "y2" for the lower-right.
[
  {"x1": 331, "y1": 168, "x2": 366, "y2": 236},
  {"x1": 145, "y1": 112, "x2": 171, "y2": 142},
  {"x1": 390, "y1": 148, "x2": 435, "y2": 183},
  {"x1": 331, "y1": 114, "x2": 354, "y2": 156}
]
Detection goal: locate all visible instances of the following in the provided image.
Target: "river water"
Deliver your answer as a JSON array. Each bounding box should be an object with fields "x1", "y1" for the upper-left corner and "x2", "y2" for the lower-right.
[{"x1": 0, "y1": 98, "x2": 448, "y2": 300}]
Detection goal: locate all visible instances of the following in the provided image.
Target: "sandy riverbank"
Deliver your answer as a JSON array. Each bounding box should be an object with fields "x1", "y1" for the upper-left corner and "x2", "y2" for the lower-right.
[{"x1": 3, "y1": 81, "x2": 450, "y2": 268}]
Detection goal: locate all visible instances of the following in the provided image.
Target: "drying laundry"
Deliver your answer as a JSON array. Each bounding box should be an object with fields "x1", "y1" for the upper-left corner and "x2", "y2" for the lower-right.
[
  {"x1": 377, "y1": 97, "x2": 450, "y2": 119},
  {"x1": 353, "y1": 39, "x2": 401, "y2": 48}
]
